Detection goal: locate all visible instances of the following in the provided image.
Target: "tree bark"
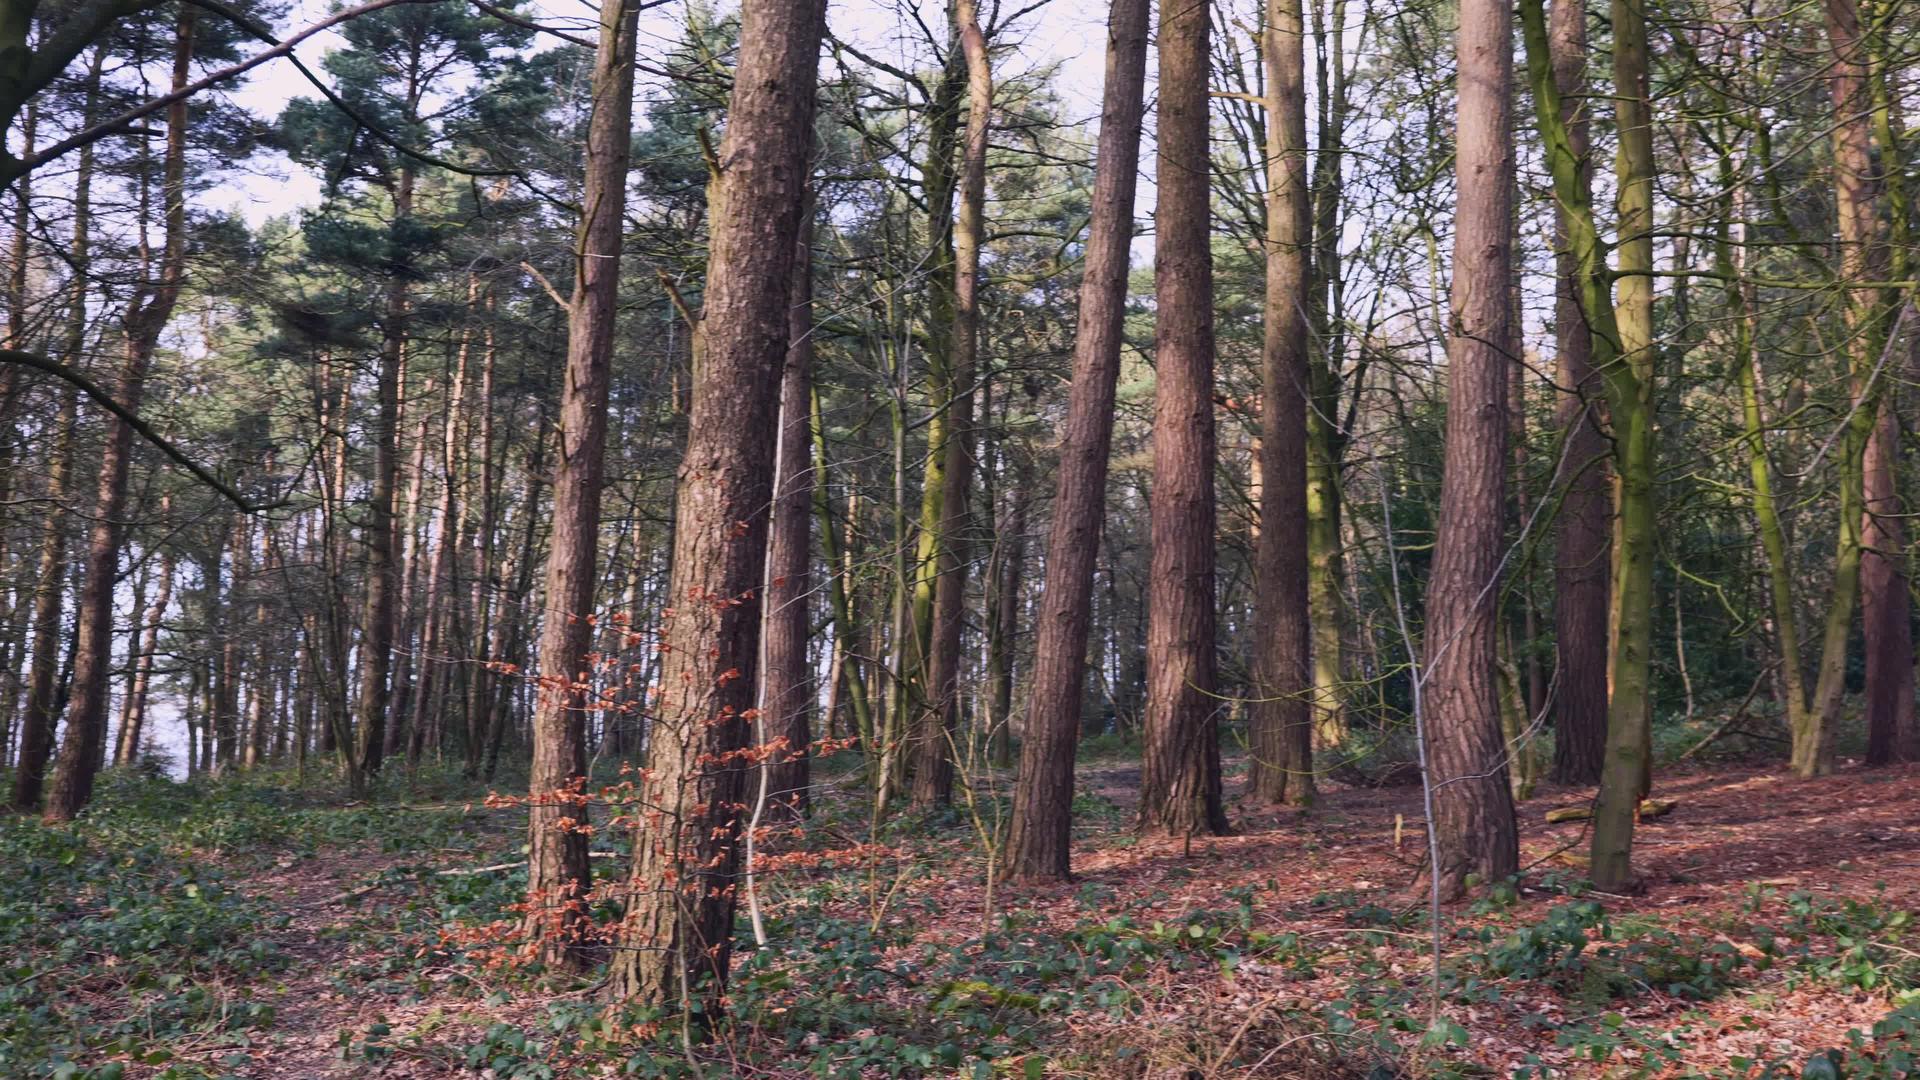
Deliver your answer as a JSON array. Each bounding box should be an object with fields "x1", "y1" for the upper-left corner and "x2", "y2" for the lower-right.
[
  {"x1": 1826, "y1": 0, "x2": 1905, "y2": 771},
  {"x1": 812, "y1": 393, "x2": 874, "y2": 752},
  {"x1": 353, "y1": 153, "x2": 416, "y2": 789},
  {"x1": 243, "y1": 528, "x2": 275, "y2": 769},
  {"x1": 486, "y1": 421, "x2": 550, "y2": 783},
  {"x1": 1547, "y1": 0, "x2": 1608, "y2": 786},
  {"x1": 8, "y1": 387, "x2": 74, "y2": 811},
  {"x1": 1247, "y1": 0, "x2": 1315, "y2": 809},
  {"x1": 912, "y1": 0, "x2": 992, "y2": 809},
  {"x1": 986, "y1": 449, "x2": 1031, "y2": 768},
  {"x1": 1005, "y1": 0, "x2": 1150, "y2": 880},
  {"x1": 523, "y1": 0, "x2": 639, "y2": 969},
  {"x1": 1865, "y1": 21, "x2": 1916, "y2": 767},
  {"x1": 409, "y1": 291, "x2": 473, "y2": 768},
  {"x1": 606, "y1": 0, "x2": 823, "y2": 1003},
  {"x1": 9, "y1": 49, "x2": 95, "y2": 808},
  {"x1": 763, "y1": 205, "x2": 815, "y2": 818},
  {"x1": 466, "y1": 305, "x2": 499, "y2": 776},
  {"x1": 1589, "y1": 0, "x2": 1660, "y2": 887},
  {"x1": 213, "y1": 519, "x2": 243, "y2": 773},
  {"x1": 1138, "y1": 0, "x2": 1228, "y2": 840},
  {"x1": 117, "y1": 544, "x2": 173, "y2": 766},
  {"x1": 44, "y1": 13, "x2": 193, "y2": 821},
  {"x1": 1420, "y1": 0, "x2": 1518, "y2": 897},
  {"x1": 1306, "y1": 0, "x2": 1349, "y2": 753}
]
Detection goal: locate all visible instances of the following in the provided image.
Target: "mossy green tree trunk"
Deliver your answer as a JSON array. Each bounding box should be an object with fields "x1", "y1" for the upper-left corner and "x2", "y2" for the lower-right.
[
  {"x1": 1588, "y1": 0, "x2": 1660, "y2": 888},
  {"x1": 912, "y1": 0, "x2": 992, "y2": 809},
  {"x1": 1521, "y1": 0, "x2": 1655, "y2": 891}
]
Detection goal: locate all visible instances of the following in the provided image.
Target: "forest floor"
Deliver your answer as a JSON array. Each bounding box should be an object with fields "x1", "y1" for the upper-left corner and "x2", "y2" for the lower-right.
[{"x1": 9, "y1": 751, "x2": 1920, "y2": 1079}]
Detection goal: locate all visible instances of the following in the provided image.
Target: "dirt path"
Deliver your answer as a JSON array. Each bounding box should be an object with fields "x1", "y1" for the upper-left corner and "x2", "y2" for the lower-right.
[
  {"x1": 204, "y1": 808, "x2": 522, "y2": 1078},
  {"x1": 205, "y1": 844, "x2": 416, "y2": 1077}
]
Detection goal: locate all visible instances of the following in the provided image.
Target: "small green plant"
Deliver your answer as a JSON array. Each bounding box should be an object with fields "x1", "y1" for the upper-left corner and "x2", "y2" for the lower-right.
[{"x1": 1778, "y1": 891, "x2": 1920, "y2": 993}]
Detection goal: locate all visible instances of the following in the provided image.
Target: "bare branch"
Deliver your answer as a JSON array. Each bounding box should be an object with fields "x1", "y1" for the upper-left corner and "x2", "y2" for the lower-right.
[{"x1": 0, "y1": 348, "x2": 283, "y2": 512}]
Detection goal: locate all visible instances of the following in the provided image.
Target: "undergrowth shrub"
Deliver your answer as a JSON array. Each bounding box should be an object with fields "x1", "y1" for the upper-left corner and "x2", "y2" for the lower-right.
[{"x1": 0, "y1": 786, "x2": 284, "y2": 1076}]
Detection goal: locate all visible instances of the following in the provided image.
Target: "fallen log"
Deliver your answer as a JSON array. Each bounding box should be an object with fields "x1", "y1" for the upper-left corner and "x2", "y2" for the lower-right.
[{"x1": 1545, "y1": 798, "x2": 1676, "y2": 824}]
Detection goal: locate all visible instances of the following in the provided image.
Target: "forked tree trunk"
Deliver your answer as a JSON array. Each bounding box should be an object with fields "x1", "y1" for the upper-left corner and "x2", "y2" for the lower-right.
[
  {"x1": 523, "y1": 0, "x2": 640, "y2": 969},
  {"x1": 912, "y1": 0, "x2": 992, "y2": 809},
  {"x1": 44, "y1": 14, "x2": 193, "y2": 821},
  {"x1": 1547, "y1": 0, "x2": 1608, "y2": 786},
  {"x1": 1420, "y1": 0, "x2": 1518, "y2": 897},
  {"x1": 606, "y1": 0, "x2": 823, "y2": 1003},
  {"x1": 1006, "y1": 0, "x2": 1150, "y2": 881},
  {"x1": 1137, "y1": 0, "x2": 1228, "y2": 840},
  {"x1": 1247, "y1": 0, "x2": 1315, "y2": 809}
]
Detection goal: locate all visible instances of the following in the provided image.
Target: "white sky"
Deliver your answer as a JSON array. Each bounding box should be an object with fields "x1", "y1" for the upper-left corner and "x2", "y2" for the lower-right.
[{"x1": 213, "y1": 0, "x2": 1113, "y2": 226}]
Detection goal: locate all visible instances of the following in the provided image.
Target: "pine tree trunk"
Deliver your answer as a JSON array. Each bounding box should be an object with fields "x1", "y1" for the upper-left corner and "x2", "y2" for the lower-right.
[
  {"x1": 812, "y1": 400, "x2": 874, "y2": 751},
  {"x1": 44, "y1": 14, "x2": 193, "y2": 821},
  {"x1": 903, "y1": 33, "x2": 966, "y2": 810},
  {"x1": 408, "y1": 283, "x2": 476, "y2": 768},
  {"x1": 1006, "y1": 0, "x2": 1150, "y2": 881},
  {"x1": 1420, "y1": 0, "x2": 1518, "y2": 897},
  {"x1": 244, "y1": 526, "x2": 276, "y2": 769},
  {"x1": 1138, "y1": 0, "x2": 1228, "y2": 840},
  {"x1": 605, "y1": 0, "x2": 823, "y2": 1004},
  {"x1": 987, "y1": 452, "x2": 1031, "y2": 769},
  {"x1": 213, "y1": 519, "x2": 245, "y2": 774},
  {"x1": 486, "y1": 425, "x2": 550, "y2": 783},
  {"x1": 466, "y1": 308, "x2": 499, "y2": 776},
  {"x1": 1865, "y1": 25, "x2": 1917, "y2": 768},
  {"x1": 1247, "y1": 0, "x2": 1315, "y2": 809},
  {"x1": 117, "y1": 545, "x2": 173, "y2": 766},
  {"x1": 1546, "y1": 0, "x2": 1608, "y2": 786},
  {"x1": 1305, "y1": 0, "x2": 1350, "y2": 753},
  {"x1": 8, "y1": 387, "x2": 74, "y2": 811},
  {"x1": 763, "y1": 207, "x2": 815, "y2": 818},
  {"x1": 10, "y1": 53, "x2": 94, "y2": 807},
  {"x1": 523, "y1": 0, "x2": 639, "y2": 968},
  {"x1": 1827, "y1": 0, "x2": 1903, "y2": 772},
  {"x1": 353, "y1": 157, "x2": 416, "y2": 789}
]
